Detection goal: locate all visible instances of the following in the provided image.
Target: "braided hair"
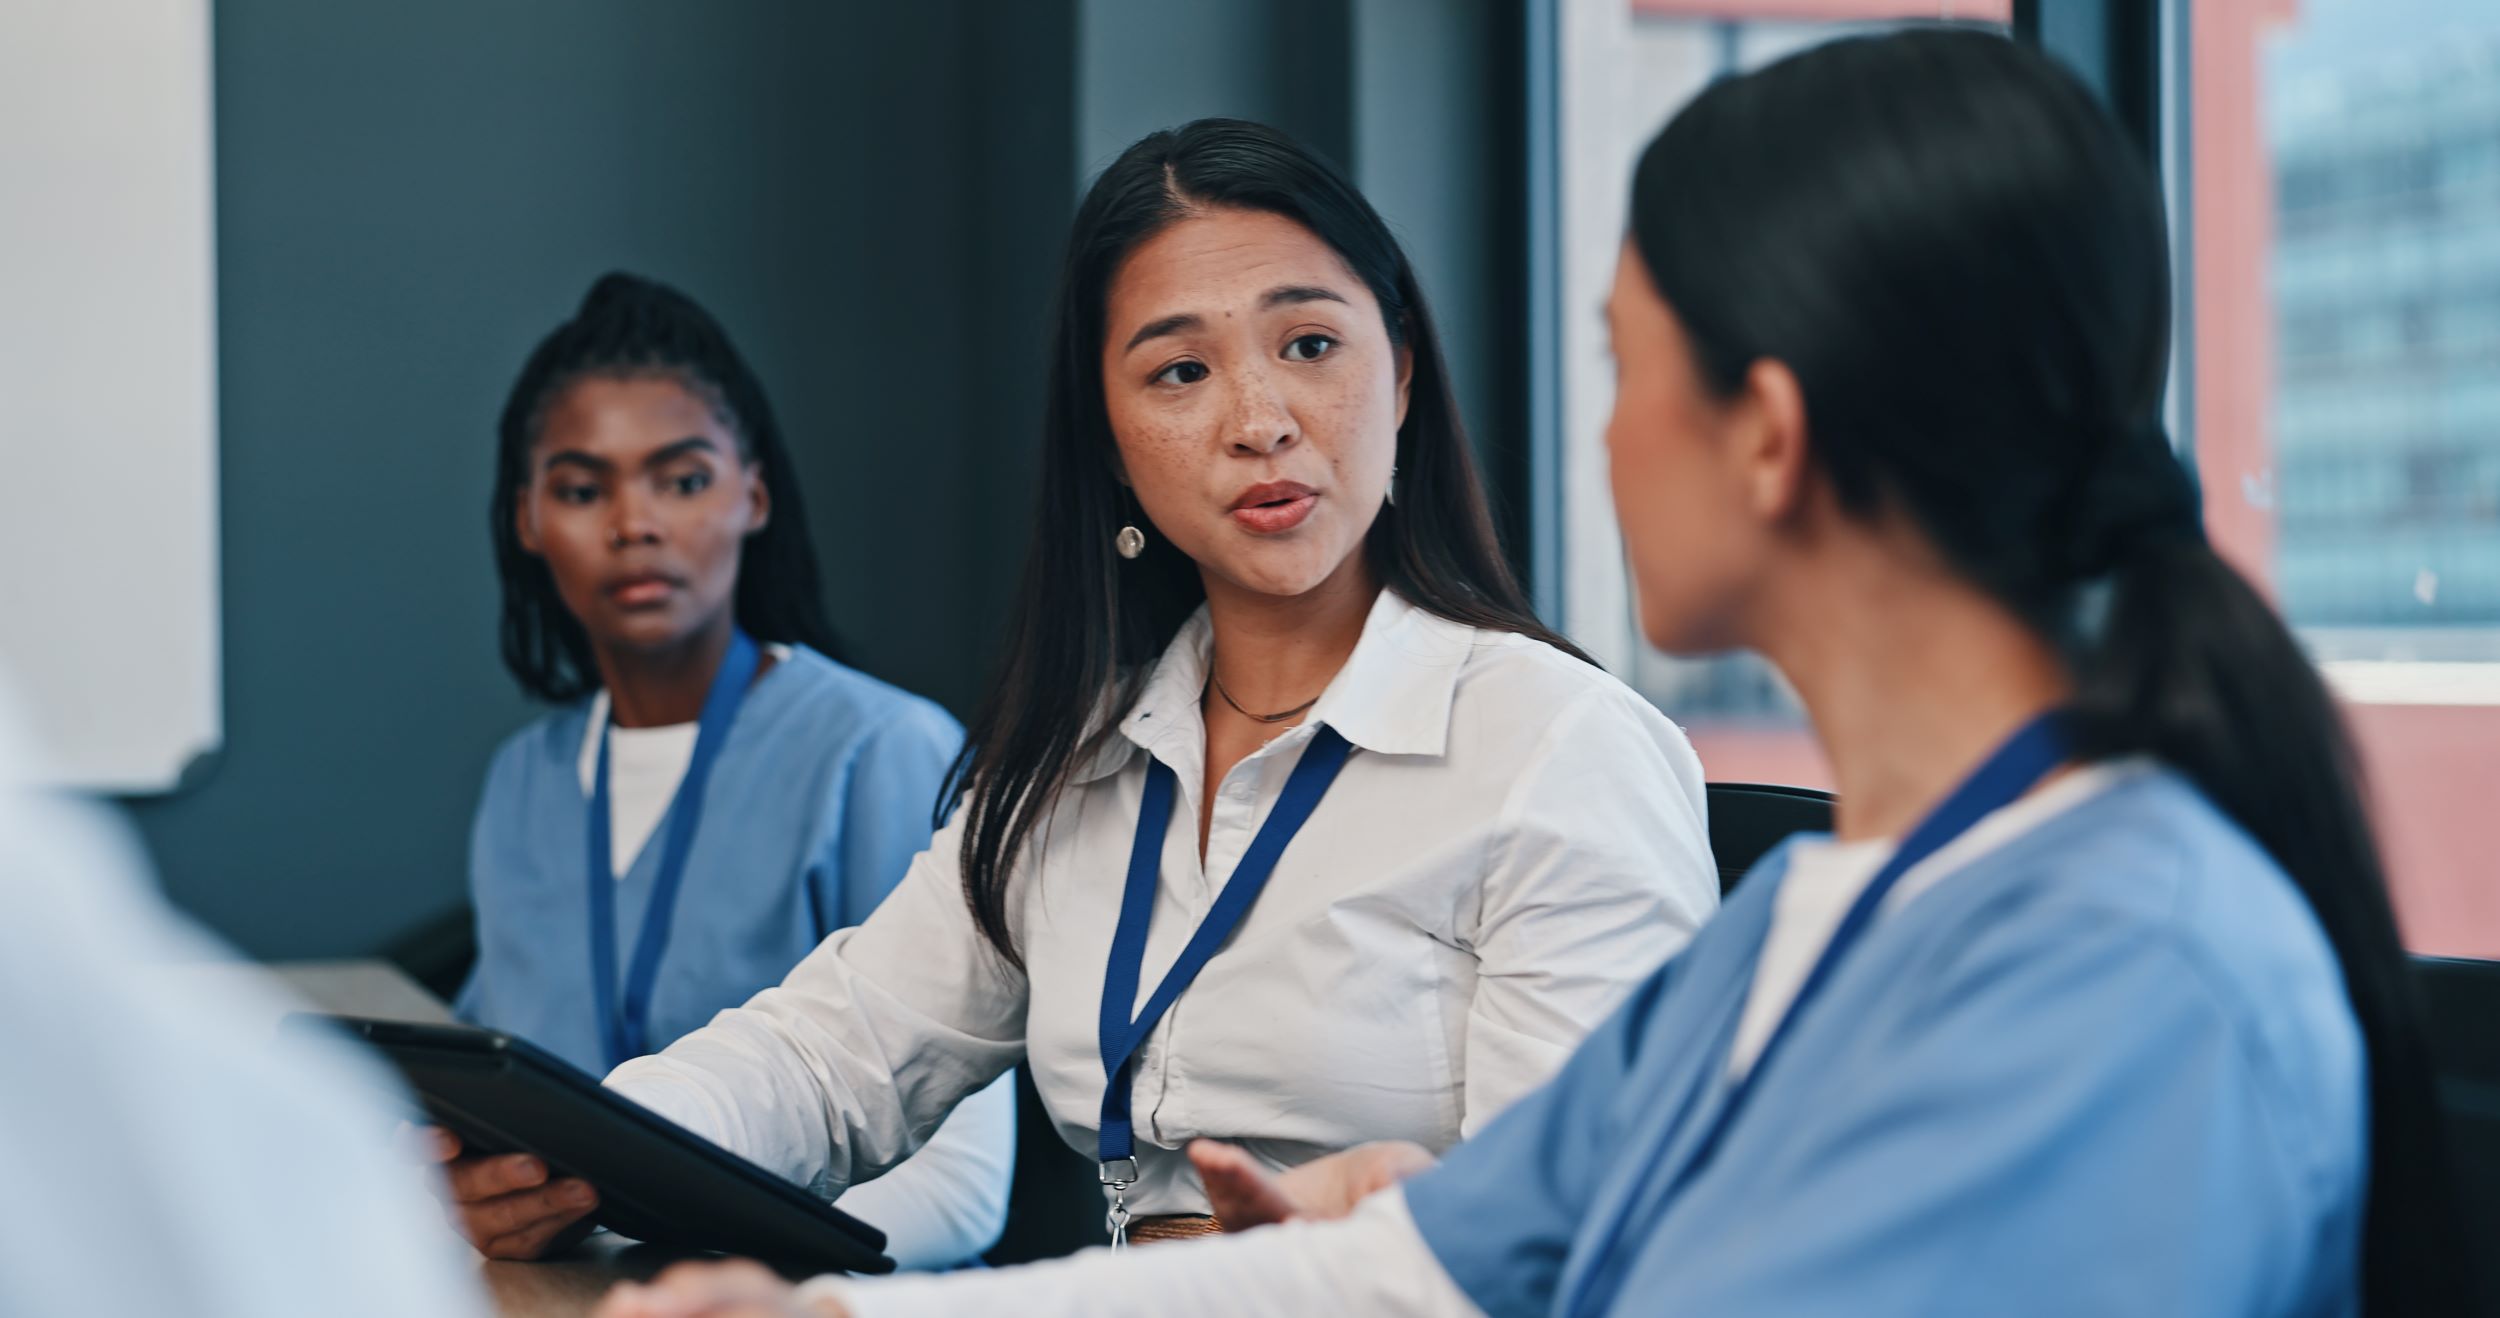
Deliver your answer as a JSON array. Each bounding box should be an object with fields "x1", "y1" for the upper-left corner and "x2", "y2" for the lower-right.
[{"x1": 490, "y1": 272, "x2": 842, "y2": 703}]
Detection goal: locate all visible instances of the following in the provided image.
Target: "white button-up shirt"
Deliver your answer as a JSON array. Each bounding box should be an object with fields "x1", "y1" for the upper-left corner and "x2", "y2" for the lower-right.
[{"x1": 610, "y1": 589, "x2": 1716, "y2": 1217}]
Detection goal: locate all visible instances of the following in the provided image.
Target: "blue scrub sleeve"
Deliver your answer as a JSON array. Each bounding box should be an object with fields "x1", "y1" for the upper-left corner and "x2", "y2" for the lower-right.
[
  {"x1": 1591, "y1": 906, "x2": 2339, "y2": 1317},
  {"x1": 450, "y1": 741, "x2": 527, "y2": 1025},
  {"x1": 1401, "y1": 963, "x2": 1671, "y2": 1318},
  {"x1": 818, "y1": 707, "x2": 965, "y2": 937}
]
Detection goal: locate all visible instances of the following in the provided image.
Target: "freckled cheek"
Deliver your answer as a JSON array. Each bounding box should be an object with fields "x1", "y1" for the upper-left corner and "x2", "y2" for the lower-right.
[
  {"x1": 1116, "y1": 417, "x2": 1217, "y2": 509},
  {"x1": 1297, "y1": 380, "x2": 1395, "y2": 483}
]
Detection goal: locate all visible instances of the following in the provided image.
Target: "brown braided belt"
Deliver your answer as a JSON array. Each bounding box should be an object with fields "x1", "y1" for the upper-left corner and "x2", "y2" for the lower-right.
[{"x1": 1125, "y1": 1213, "x2": 1227, "y2": 1244}]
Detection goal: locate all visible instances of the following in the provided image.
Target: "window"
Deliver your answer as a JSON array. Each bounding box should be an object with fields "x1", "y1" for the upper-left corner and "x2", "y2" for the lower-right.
[
  {"x1": 1545, "y1": 0, "x2": 2499, "y2": 956},
  {"x1": 2189, "y1": 0, "x2": 2500, "y2": 955},
  {"x1": 1554, "y1": 2, "x2": 2010, "y2": 789}
]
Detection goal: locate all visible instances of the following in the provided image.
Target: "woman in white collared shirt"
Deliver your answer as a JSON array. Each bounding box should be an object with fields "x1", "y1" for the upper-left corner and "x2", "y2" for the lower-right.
[{"x1": 439, "y1": 117, "x2": 1717, "y2": 1257}]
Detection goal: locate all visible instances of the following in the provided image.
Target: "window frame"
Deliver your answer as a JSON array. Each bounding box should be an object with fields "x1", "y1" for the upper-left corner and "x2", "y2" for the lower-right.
[{"x1": 1518, "y1": 0, "x2": 2500, "y2": 956}]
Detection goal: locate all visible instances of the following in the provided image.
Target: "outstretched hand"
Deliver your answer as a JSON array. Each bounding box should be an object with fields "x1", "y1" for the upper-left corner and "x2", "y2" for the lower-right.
[{"x1": 1188, "y1": 1138, "x2": 1437, "y2": 1231}]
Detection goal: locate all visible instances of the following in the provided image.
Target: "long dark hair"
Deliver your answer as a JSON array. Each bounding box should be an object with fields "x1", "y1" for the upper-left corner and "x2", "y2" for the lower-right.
[
  {"x1": 490, "y1": 272, "x2": 842, "y2": 702},
  {"x1": 1629, "y1": 30, "x2": 2464, "y2": 1311},
  {"x1": 945, "y1": 118, "x2": 1580, "y2": 967}
]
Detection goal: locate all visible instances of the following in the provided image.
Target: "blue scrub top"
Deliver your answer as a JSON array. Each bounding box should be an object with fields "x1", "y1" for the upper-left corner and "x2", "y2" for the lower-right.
[
  {"x1": 455, "y1": 645, "x2": 964, "y2": 1075},
  {"x1": 1404, "y1": 768, "x2": 2367, "y2": 1317}
]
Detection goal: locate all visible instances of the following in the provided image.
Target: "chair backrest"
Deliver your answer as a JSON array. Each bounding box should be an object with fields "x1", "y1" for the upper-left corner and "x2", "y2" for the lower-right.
[
  {"x1": 985, "y1": 1066, "x2": 1110, "y2": 1264},
  {"x1": 383, "y1": 903, "x2": 479, "y2": 1002},
  {"x1": 1705, "y1": 782, "x2": 1836, "y2": 895},
  {"x1": 2413, "y1": 954, "x2": 2500, "y2": 1312}
]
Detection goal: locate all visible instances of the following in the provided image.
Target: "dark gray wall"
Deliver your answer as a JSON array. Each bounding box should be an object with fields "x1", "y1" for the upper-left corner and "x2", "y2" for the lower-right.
[
  {"x1": 1078, "y1": 0, "x2": 1531, "y2": 546},
  {"x1": 128, "y1": 1, "x2": 992, "y2": 958},
  {"x1": 1078, "y1": 0, "x2": 1352, "y2": 174},
  {"x1": 952, "y1": 0, "x2": 1080, "y2": 666},
  {"x1": 130, "y1": 0, "x2": 1530, "y2": 969},
  {"x1": 1355, "y1": 0, "x2": 1531, "y2": 555}
]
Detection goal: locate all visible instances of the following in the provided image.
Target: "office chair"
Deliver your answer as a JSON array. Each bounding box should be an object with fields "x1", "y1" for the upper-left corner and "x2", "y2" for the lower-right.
[
  {"x1": 1705, "y1": 782, "x2": 1837, "y2": 895},
  {"x1": 2414, "y1": 954, "x2": 2500, "y2": 1314}
]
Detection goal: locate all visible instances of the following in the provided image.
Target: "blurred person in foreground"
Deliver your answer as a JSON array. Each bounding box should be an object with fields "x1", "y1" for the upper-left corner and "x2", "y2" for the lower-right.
[{"x1": 0, "y1": 681, "x2": 485, "y2": 1317}]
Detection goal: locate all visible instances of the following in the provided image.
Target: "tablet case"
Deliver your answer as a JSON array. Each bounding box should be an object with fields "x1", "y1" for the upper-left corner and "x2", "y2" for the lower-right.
[{"x1": 296, "y1": 1014, "x2": 895, "y2": 1276}]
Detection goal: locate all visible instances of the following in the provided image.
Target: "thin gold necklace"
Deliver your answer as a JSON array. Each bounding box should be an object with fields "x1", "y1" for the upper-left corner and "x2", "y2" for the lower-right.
[{"x1": 1208, "y1": 670, "x2": 1320, "y2": 724}]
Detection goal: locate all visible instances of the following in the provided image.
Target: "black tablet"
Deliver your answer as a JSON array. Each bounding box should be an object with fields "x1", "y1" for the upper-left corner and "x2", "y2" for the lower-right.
[{"x1": 297, "y1": 1014, "x2": 895, "y2": 1276}]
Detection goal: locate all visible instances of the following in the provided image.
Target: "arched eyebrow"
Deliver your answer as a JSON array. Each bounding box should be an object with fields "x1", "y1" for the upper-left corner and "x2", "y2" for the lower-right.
[
  {"x1": 639, "y1": 436, "x2": 722, "y2": 468},
  {"x1": 1262, "y1": 283, "x2": 1349, "y2": 312},
  {"x1": 1120, "y1": 284, "x2": 1355, "y2": 355},
  {"x1": 1123, "y1": 312, "x2": 1201, "y2": 354},
  {"x1": 540, "y1": 436, "x2": 720, "y2": 474}
]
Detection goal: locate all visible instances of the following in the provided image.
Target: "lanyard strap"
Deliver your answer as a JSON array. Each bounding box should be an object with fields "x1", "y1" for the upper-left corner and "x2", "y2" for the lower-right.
[
  {"x1": 1728, "y1": 711, "x2": 2070, "y2": 1111},
  {"x1": 1096, "y1": 725, "x2": 1355, "y2": 1183},
  {"x1": 1566, "y1": 711, "x2": 2072, "y2": 1318},
  {"x1": 587, "y1": 628, "x2": 762, "y2": 1071}
]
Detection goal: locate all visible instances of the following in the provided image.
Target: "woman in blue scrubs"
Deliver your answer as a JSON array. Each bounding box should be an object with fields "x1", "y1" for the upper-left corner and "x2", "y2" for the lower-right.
[
  {"x1": 452, "y1": 273, "x2": 1014, "y2": 1269},
  {"x1": 601, "y1": 30, "x2": 2470, "y2": 1317}
]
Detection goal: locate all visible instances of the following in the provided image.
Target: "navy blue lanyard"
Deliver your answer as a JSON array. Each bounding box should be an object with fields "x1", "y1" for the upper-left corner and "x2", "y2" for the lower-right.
[
  {"x1": 1567, "y1": 711, "x2": 2071, "y2": 1317},
  {"x1": 586, "y1": 628, "x2": 761, "y2": 1071},
  {"x1": 1095, "y1": 725, "x2": 1355, "y2": 1188}
]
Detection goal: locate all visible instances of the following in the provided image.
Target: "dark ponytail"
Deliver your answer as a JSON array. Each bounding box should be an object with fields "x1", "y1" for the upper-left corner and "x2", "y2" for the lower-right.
[
  {"x1": 1629, "y1": 30, "x2": 2467, "y2": 1311},
  {"x1": 2065, "y1": 532, "x2": 2471, "y2": 1311},
  {"x1": 489, "y1": 272, "x2": 843, "y2": 702}
]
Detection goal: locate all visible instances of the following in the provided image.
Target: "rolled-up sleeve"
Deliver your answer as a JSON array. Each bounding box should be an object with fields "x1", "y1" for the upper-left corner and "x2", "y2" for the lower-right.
[
  {"x1": 827, "y1": 1069, "x2": 1015, "y2": 1269},
  {"x1": 608, "y1": 803, "x2": 1026, "y2": 1198}
]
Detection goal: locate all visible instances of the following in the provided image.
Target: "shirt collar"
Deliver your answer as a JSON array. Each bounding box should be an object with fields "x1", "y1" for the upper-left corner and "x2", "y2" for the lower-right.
[{"x1": 1071, "y1": 588, "x2": 1476, "y2": 784}]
